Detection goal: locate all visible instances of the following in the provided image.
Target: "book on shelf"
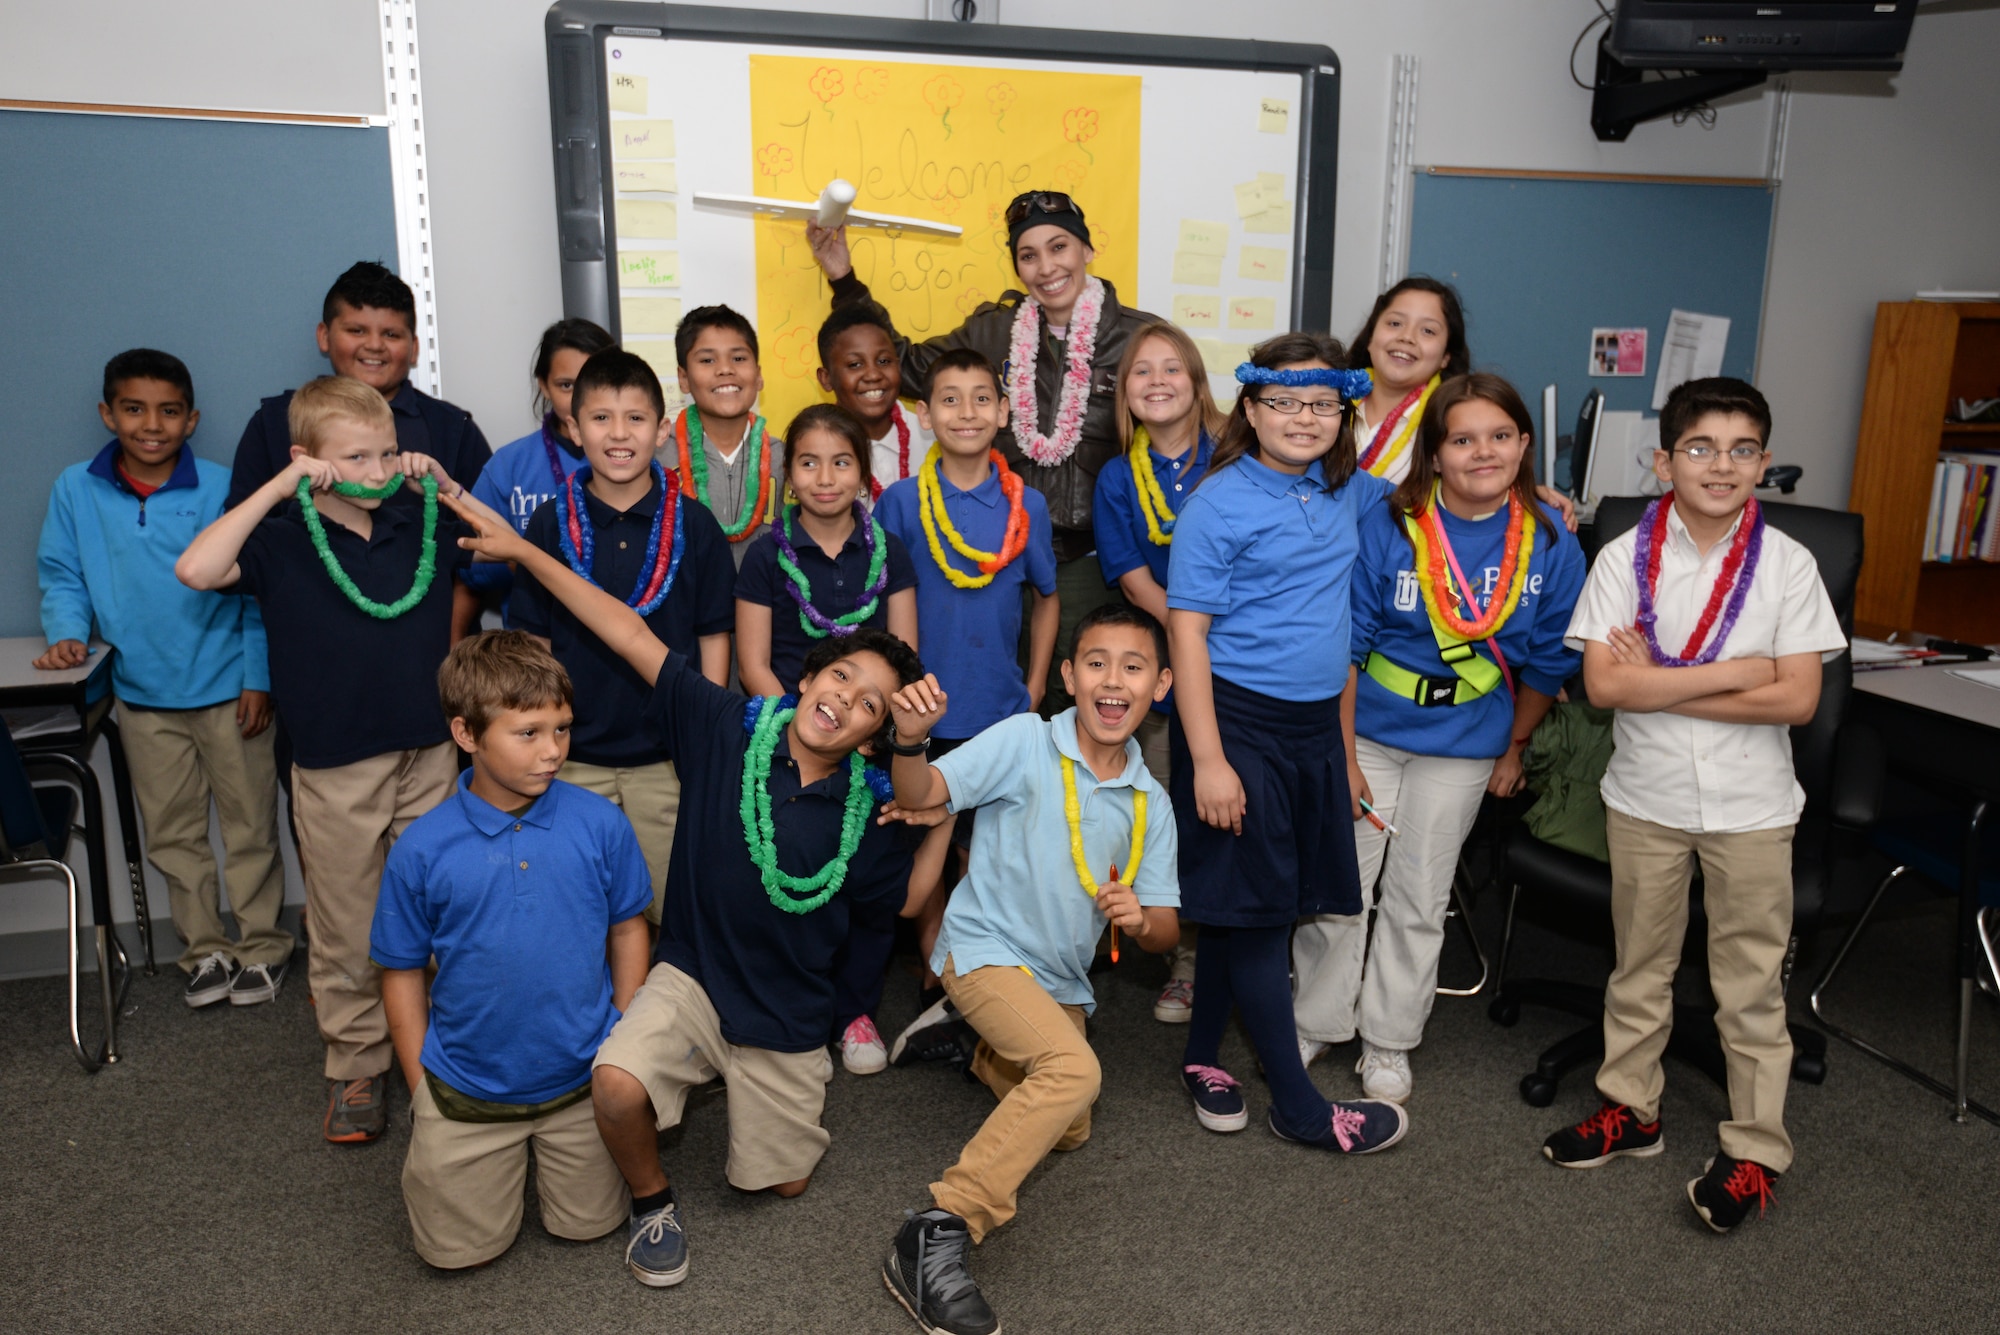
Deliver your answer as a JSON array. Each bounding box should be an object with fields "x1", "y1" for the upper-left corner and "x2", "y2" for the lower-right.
[{"x1": 1926, "y1": 452, "x2": 2000, "y2": 562}]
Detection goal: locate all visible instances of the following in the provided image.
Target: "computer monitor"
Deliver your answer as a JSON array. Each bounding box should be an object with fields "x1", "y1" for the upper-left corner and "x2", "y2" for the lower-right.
[
  {"x1": 1570, "y1": 389, "x2": 1605, "y2": 502},
  {"x1": 1540, "y1": 384, "x2": 1558, "y2": 489}
]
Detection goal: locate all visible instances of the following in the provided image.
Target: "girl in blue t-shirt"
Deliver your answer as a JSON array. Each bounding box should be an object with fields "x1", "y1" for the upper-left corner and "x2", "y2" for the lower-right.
[
  {"x1": 1092, "y1": 321, "x2": 1224, "y2": 1024},
  {"x1": 1293, "y1": 373, "x2": 1585, "y2": 1106},
  {"x1": 1164, "y1": 332, "x2": 1408, "y2": 1156}
]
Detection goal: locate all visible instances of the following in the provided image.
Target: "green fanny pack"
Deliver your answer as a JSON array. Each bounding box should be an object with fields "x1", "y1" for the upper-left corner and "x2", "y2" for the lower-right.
[{"x1": 1362, "y1": 599, "x2": 1509, "y2": 708}]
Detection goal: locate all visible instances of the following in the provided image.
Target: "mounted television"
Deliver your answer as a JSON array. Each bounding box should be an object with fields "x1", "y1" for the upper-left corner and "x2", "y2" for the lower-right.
[{"x1": 1607, "y1": 0, "x2": 1920, "y2": 71}]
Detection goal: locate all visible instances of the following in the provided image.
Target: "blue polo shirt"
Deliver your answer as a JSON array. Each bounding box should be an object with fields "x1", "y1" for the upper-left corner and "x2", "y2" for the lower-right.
[
  {"x1": 463, "y1": 415, "x2": 586, "y2": 606},
  {"x1": 1093, "y1": 430, "x2": 1214, "y2": 591},
  {"x1": 735, "y1": 508, "x2": 918, "y2": 692},
  {"x1": 233, "y1": 498, "x2": 471, "y2": 768},
  {"x1": 370, "y1": 774, "x2": 653, "y2": 1105},
  {"x1": 642, "y1": 653, "x2": 915, "y2": 1051},
  {"x1": 1351, "y1": 498, "x2": 1585, "y2": 759},
  {"x1": 1166, "y1": 456, "x2": 1392, "y2": 703},
  {"x1": 876, "y1": 464, "x2": 1058, "y2": 739},
  {"x1": 511, "y1": 471, "x2": 735, "y2": 768},
  {"x1": 932, "y1": 710, "x2": 1179, "y2": 1012},
  {"x1": 228, "y1": 380, "x2": 491, "y2": 508}
]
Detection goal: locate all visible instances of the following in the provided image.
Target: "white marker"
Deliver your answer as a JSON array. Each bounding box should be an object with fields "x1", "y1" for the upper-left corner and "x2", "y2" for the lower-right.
[{"x1": 816, "y1": 178, "x2": 858, "y2": 229}]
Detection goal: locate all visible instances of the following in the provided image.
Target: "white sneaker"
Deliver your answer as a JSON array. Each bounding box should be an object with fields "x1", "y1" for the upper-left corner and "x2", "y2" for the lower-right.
[
  {"x1": 1153, "y1": 978, "x2": 1194, "y2": 1023},
  {"x1": 1299, "y1": 1037, "x2": 1330, "y2": 1069},
  {"x1": 840, "y1": 1015, "x2": 888, "y2": 1075},
  {"x1": 1357, "y1": 1043, "x2": 1413, "y2": 1103}
]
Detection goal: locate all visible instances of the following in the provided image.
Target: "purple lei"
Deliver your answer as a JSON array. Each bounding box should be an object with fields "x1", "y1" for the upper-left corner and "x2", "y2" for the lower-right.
[
  {"x1": 538, "y1": 412, "x2": 576, "y2": 491},
  {"x1": 1631, "y1": 497, "x2": 1765, "y2": 667},
  {"x1": 771, "y1": 503, "x2": 891, "y2": 637}
]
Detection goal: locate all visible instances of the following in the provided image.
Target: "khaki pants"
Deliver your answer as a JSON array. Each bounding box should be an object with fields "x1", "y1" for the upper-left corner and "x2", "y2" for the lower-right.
[
  {"x1": 560, "y1": 758, "x2": 679, "y2": 925},
  {"x1": 1599, "y1": 808, "x2": 1797, "y2": 1172},
  {"x1": 120, "y1": 701, "x2": 291, "y2": 969},
  {"x1": 594, "y1": 962, "x2": 829, "y2": 1191},
  {"x1": 402, "y1": 1078, "x2": 627, "y2": 1268},
  {"x1": 931, "y1": 957, "x2": 1100, "y2": 1243},
  {"x1": 291, "y1": 742, "x2": 458, "y2": 1079}
]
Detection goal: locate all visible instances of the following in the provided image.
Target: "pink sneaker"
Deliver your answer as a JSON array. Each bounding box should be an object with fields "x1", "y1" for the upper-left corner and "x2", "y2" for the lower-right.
[{"x1": 840, "y1": 1015, "x2": 888, "y2": 1075}]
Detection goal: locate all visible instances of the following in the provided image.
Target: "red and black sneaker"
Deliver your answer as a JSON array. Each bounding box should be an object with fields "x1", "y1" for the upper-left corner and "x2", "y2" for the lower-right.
[
  {"x1": 1542, "y1": 1101, "x2": 1664, "y2": 1168},
  {"x1": 1688, "y1": 1153, "x2": 1778, "y2": 1233}
]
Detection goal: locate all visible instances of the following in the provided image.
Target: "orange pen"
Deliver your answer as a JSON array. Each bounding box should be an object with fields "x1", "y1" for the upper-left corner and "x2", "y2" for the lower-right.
[{"x1": 1108, "y1": 863, "x2": 1121, "y2": 964}]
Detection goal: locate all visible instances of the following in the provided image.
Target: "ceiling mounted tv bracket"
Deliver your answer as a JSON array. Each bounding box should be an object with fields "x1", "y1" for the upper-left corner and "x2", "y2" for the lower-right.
[{"x1": 1589, "y1": 37, "x2": 1766, "y2": 142}]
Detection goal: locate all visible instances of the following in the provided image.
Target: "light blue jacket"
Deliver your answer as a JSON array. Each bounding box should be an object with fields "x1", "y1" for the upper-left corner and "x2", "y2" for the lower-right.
[{"x1": 38, "y1": 442, "x2": 269, "y2": 708}]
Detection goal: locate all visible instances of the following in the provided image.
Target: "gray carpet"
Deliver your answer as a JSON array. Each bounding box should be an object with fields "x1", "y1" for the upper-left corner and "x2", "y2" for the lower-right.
[{"x1": 3, "y1": 870, "x2": 1997, "y2": 1335}]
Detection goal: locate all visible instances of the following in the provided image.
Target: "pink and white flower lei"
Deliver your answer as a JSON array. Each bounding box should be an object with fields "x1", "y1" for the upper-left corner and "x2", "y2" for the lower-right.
[{"x1": 1008, "y1": 275, "x2": 1105, "y2": 467}]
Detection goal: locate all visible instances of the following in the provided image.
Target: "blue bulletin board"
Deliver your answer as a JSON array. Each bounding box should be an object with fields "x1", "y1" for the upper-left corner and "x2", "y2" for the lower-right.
[{"x1": 1404, "y1": 169, "x2": 1773, "y2": 442}]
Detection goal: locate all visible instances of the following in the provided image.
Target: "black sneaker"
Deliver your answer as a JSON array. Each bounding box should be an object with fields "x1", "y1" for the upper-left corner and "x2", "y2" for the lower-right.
[
  {"x1": 324, "y1": 1074, "x2": 389, "y2": 1144},
  {"x1": 183, "y1": 951, "x2": 237, "y2": 1009},
  {"x1": 1181, "y1": 1064, "x2": 1249, "y2": 1133},
  {"x1": 883, "y1": 1209, "x2": 998, "y2": 1335},
  {"x1": 1542, "y1": 1102, "x2": 1664, "y2": 1169},
  {"x1": 1687, "y1": 1153, "x2": 1778, "y2": 1233},
  {"x1": 890, "y1": 994, "x2": 970, "y2": 1068},
  {"x1": 228, "y1": 957, "x2": 289, "y2": 1006}
]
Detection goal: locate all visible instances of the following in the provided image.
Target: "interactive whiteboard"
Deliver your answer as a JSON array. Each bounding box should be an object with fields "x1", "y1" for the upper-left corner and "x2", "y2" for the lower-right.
[{"x1": 546, "y1": 3, "x2": 1340, "y2": 430}]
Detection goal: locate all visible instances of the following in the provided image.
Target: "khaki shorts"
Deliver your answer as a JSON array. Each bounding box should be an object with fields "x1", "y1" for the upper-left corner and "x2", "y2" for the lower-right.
[
  {"x1": 401, "y1": 1077, "x2": 628, "y2": 1269},
  {"x1": 593, "y1": 962, "x2": 830, "y2": 1191}
]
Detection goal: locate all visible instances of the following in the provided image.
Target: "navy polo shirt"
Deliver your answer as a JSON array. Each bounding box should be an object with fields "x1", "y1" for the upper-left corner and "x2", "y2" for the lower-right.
[
  {"x1": 370, "y1": 774, "x2": 654, "y2": 1105},
  {"x1": 1093, "y1": 429, "x2": 1214, "y2": 590},
  {"x1": 233, "y1": 498, "x2": 472, "y2": 768},
  {"x1": 643, "y1": 653, "x2": 913, "y2": 1052},
  {"x1": 228, "y1": 381, "x2": 492, "y2": 508},
  {"x1": 875, "y1": 465, "x2": 1058, "y2": 739},
  {"x1": 510, "y1": 472, "x2": 735, "y2": 768},
  {"x1": 1166, "y1": 456, "x2": 1392, "y2": 703},
  {"x1": 735, "y1": 509, "x2": 918, "y2": 692}
]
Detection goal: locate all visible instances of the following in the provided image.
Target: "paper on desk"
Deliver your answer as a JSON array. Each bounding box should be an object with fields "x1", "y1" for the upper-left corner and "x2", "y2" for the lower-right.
[
  {"x1": 1852, "y1": 637, "x2": 1930, "y2": 664},
  {"x1": 1652, "y1": 310, "x2": 1730, "y2": 411},
  {"x1": 1946, "y1": 667, "x2": 2000, "y2": 689}
]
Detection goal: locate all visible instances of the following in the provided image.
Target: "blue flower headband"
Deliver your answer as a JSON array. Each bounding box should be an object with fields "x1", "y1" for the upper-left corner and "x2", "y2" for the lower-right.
[{"x1": 1235, "y1": 363, "x2": 1374, "y2": 401}]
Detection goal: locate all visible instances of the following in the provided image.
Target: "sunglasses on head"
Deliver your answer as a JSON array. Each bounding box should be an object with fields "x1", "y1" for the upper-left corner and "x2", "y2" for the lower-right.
[{"x1": 1004, "y1": 191, "x2": 1083, "y2": 226}]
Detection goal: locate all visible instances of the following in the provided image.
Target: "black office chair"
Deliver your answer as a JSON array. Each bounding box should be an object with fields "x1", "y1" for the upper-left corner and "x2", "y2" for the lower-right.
[
  {"x1": 0, "y1": 717, "x2": 128, "y2": 1072},
  {"x1": 1488, "y1": 497, "x2": 1878, "y2": 1106}
]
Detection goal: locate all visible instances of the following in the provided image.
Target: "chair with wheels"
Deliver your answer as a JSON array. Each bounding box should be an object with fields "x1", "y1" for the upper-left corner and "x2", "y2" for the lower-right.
[
  {"x1": 0, "y1": 716, "x2": 128, "y2": 1071},
  {"x1": 1487, "y1": 497, "x2": 1875, "y2": 1107}
]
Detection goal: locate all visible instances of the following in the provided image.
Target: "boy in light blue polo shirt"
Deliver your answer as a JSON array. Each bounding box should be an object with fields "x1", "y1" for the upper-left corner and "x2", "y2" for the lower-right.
[
  {"x1": 876, "y1": 603, "x2": 1179, "y2": 1335},
  {"x1": 371, "y1": 631, "x2": 652, "y2": 1270}
]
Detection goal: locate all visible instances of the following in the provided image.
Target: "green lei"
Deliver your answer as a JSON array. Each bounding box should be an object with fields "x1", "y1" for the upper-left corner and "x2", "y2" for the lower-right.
[
  {"x1": 296, "y1": 473, "x2": 439, "y2": 619},
  {"x1": 773, "y1": 505, "x2": 890, "y2": 639},
  {"x1": 683, "y1": 407, "x2": 771, "y2": 539},
  {"x1": 739, "y1": 695, "x2": 873, "y2": 914}
]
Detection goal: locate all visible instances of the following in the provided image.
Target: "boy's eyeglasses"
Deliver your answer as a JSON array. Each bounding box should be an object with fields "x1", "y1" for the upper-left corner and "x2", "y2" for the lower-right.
[
  {"x1": 1005, "y1": 191, "x2": 1082, "y2": 225},
  {"x1": 1253, "y1": 395, "x2": 1347, "y2": 418},
  {"x1": 1674, "y1": 444, "x2": 1767, "y2": 465}
]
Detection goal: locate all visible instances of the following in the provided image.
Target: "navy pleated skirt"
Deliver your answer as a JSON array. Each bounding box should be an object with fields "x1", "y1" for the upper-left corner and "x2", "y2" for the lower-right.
[{"x1": 1169, "y1": 674, "x2": 1364, "y2": 927}]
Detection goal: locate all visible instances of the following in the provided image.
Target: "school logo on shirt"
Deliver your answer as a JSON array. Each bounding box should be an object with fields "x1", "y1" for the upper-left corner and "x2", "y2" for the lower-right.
[
  {"x1": 1394, "y1": 569, "x2": 1420, "y2": 612},
  {"x1": 510, "y1": 486, "x2": 555, "y2": 522}
]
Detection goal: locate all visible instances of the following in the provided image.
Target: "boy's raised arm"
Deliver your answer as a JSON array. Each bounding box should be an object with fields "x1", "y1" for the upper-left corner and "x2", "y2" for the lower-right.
[
  {"x1": 885, "y1": 675, "x2": 952, "y2": 813},
  {"x1": 441, "y1": 489, "x2": 669, "y2": 686},
  {"x1": 178, "y1": 455, "x2": 335, "y2": 592}
]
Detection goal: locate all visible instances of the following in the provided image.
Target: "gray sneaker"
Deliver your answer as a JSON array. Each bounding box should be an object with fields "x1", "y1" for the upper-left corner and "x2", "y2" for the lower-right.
[
  {"x1": 626, "y1": 1192, "x2": 690, "y2": 1287},
  {"x1": 323, "y1": 1074, "x2": 388, "y2": 1144},
  {"x1": 229, "y1": 957, "x2": 289, "y2": 1006},
  {"x1": 183, "y1": 951, "x2": 237, "y2": 1008}
]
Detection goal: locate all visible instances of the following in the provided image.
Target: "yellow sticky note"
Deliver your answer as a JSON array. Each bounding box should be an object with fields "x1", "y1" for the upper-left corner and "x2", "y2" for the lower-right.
[
  {"x1": 1172, "y1": 294, "x2": 1221, "y2": 328},
  {"x1": 1238, "y1": 246, "x2": 1286, "y2": 282},
  {"x1": 613, "y1": 161, "x2": 678, "y2": 194},
  {"x1": 1258, "y1": 98, "x2": 1289, "y2": 134},
  {"x1": 1177, "y1": 219, "x2": 1230, "y2": 257},
  {"x1": 1228, "y1": 297, "x2": 1275, "y2": 330},
  {"x1": 1172, "y1": 251, "x2": 1223, "y2": 286},
  {"x1": 1257, "y1": 171, "x2": 1286, "y2": 207},
  {"x1": 616, "y1": 249, "x2": 680, "y2": 288},
  {"x1": 630, "y1": 342, "x2": 685, "y2": 404},
  {"x1": 1233, "y1": 180, "x2": 1267, "y2": 219},
  {"x1": 615, "y1": 200, "x2": 677, "y2": 241},
  {"x1": 1243, "y1": 202, "x2": 1293, "y2": 235},
  {"x1": 1195, "y1": 338, "x2": 1252, "y2": 375},
  {"x1": 621, "y1": 297, "x2": 684, "y2": 335},
  {"x1": 610, "y1": 73, "x2": 649, "y2": 115},
  {"x1": 611, "y1": 119, "x2": 675, "y2": 160}
]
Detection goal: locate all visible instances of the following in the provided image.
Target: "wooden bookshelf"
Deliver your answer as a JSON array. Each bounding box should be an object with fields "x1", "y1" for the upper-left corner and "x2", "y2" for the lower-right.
[{"x1": 1850, "y1": 300, "x2": 2000, "y2": 641}]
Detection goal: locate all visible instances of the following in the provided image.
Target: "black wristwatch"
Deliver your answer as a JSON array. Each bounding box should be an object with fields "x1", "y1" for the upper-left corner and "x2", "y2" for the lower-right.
[{"x1": 886, "y1": 729, "x2": 931, "y2": 758}]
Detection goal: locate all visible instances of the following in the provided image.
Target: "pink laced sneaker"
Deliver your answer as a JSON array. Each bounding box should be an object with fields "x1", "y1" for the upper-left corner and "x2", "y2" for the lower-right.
[{"x1": 840, "y1": 1015, "x2": 888, "y2": 1076}]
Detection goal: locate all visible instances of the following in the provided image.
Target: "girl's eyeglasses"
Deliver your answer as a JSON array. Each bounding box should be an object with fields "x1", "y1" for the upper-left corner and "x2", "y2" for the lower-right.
[{"x1": 1253, "y1": 395, "x2": 1347, "y2": 418}]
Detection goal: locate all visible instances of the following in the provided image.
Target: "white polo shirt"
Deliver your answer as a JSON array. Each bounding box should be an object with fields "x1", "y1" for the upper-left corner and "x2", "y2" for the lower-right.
[
  {"x1": 1565, "y1": 503, "x2": 1847, "y2": 834},
  {"x1": 868, "y1": 408, "x2": 932, "y2": 504}
]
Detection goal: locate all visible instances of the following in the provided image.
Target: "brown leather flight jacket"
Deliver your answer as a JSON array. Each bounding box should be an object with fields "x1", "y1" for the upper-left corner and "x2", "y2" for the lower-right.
[{"x1": 829, "y1": 271, "x2": 1163, "y2": 563}]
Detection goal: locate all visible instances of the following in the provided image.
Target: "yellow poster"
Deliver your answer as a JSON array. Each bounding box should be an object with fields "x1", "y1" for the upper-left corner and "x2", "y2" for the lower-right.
[{"x1": 749, "y1": 55, "x2": 1141, "y2": 433}]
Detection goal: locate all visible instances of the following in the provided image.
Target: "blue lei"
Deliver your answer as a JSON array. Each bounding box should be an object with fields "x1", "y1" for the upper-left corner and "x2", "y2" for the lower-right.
[
  {"x1": 1234, "y1": 363, "x2": 1374, "y2": 399},
  {"x1": 554, "y1": 460, "x2": 684, "y2": 616},
  {"x1": 740, "y1": 693, "x2": 896, "y2": 801}
]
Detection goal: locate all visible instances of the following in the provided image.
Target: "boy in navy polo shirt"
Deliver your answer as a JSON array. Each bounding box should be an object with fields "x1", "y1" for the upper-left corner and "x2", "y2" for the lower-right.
[
  {"x1": 876, "y1": 348, "x2": 1059, "y2": 1027},
  {"x1": 35, "y1": 349, "x2": 289, "y2": 1008},
  {"x1": 372, "y1": 631, "x2": 651, "y2": 1270},
  {"x1": 178, "y1": 376, "x2": 472, "y2": 1145},
  {"x1": 439, "y1": 484, "x2": 927, "y2": 1291},
  {"x1": 511, "y1": 350, "x2": 734, "y2": 923}
]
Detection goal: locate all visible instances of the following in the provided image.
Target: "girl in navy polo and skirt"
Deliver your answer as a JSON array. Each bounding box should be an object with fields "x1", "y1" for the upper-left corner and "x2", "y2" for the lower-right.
[
  {"x1": 736, "y1": 404, "x2": 918, "y2": 1075},
  {"x1": 1165, "y1": 332, "x2": 1409, "y2": 1155},
  {"x1": 1092, "y1": 320, "x2": 1224, "y2": 1025},
  {"x1": 1292, "y1": 374, "x2": 1585, "y2": 1105}
]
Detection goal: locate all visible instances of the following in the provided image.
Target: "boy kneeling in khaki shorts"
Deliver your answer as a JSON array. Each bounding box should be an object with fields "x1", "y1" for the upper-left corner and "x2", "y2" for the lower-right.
[{"x1": 371, "y1": 632, "x2": 653, "y2": 1268}]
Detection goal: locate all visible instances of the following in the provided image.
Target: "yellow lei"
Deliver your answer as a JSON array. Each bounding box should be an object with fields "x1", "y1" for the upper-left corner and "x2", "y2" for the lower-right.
[
  {"x1": 1362, "y1": 373, "x2": 1442, "y2": 479},
  {"x1": 917, "y1": 447, "x2": 1003, "y2": 590},
  {"x1": 1059, "y1": 754, "x2": 1146, "y2": 897},
  {"x1": 1130, "y1": 426, "x2": 1177, "y2": 547}
]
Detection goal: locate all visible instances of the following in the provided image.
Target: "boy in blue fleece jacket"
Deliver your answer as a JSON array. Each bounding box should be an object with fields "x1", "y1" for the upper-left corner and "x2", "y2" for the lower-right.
[{"x1": 35, "y1": 349, "x2": 291, "y2": 1009}]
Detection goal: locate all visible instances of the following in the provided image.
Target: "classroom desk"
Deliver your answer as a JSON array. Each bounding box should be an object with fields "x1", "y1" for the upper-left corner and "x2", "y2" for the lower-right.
[
  {"x1": 0, "y1": 639, "x2": 155, "y2": 1061},
  {"x1": 1849, "y1": 666, "x2": 2000, "y2": 1123}
]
